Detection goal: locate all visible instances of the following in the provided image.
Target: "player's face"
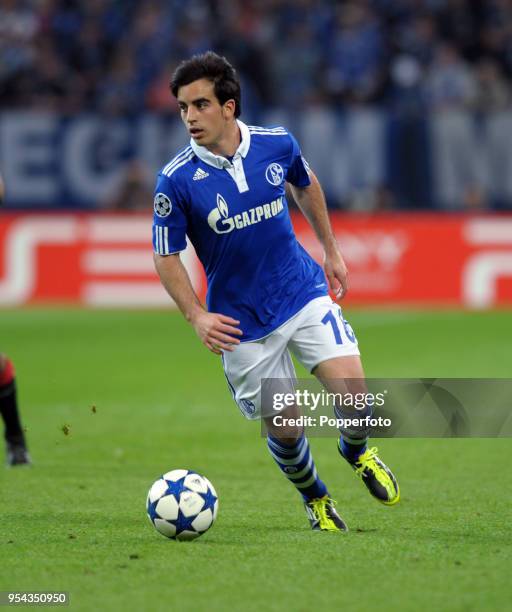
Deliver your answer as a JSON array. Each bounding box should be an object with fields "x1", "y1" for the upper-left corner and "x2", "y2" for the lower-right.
[{"x1": 177, "y1": 79, "x2": 234, "y2": 149}]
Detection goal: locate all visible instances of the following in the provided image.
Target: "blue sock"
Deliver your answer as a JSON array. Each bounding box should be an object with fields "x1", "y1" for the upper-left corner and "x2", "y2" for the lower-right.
[
  {"x1": 339, "y1": 435, "x2": 367, "y2": 463},
  {"x1": 335, "y1": 402, "x2": 370, "y2": 463},
  {"x1": 267, "y1": 434, "x2": 328, "y2": 501}
]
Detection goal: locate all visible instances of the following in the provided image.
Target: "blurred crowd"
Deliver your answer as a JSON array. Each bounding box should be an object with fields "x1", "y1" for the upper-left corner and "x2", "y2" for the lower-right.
[
  {"x1": 2, "y1": 0, "x2": 512, "y2": 115},
  {"x1": 3, "y1": 0, "x2": 512, "y2": 211}
]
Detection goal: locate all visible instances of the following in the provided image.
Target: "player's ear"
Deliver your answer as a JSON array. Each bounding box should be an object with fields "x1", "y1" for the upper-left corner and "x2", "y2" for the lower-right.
[{"x1": 222, "y1": 99, "x2": 236, "y2": 119}]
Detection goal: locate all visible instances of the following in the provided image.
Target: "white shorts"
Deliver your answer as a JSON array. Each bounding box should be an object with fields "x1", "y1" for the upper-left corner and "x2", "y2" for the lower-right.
[{"x1": 221, "y1": 296, "x2": 360, "y2": 420}]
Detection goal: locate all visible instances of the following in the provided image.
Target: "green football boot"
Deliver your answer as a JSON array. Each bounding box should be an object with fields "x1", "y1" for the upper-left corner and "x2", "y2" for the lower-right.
[
  {"x1": 304, "y1": 495, "x2": 348, "y2": 531},
  {"x1": 338, "y1": 443, "x2": 400, "y2": 506}
]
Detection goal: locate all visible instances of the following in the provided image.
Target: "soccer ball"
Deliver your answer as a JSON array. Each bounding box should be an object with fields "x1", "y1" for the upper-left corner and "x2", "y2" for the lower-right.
[{"x1": 146, "y1": 469, "x2": 218, "y2": 541}]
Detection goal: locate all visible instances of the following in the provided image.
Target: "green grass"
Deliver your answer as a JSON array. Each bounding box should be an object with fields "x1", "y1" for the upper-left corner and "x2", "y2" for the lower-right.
[{"x1": 1, "y1": 309, "x2": 511, "y2": 611}]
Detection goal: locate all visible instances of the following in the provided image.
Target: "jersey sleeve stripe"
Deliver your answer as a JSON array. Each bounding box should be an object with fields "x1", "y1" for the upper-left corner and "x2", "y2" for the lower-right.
[
  {"x1": 153, "y1": 225, "x2": 184, "y2": 255},
  {"x1": 248, "y1": 128, "x2": 287, "y2": 134},
  {"x1": 162, "y1": 147, "x2": 193, "y2": 176},
  {"x1": 247, "y1": 125, "x2": 287, "y2": 133},
  {"x1": 248, "y1": 129, "x2": 288, "y2": 136},
  {"x1": 161, "y1": 149, "x2": 188, "y2": 175},
  {"x1": 162, "y1": 146, "x2": 192, "y2": 173},
  {"x1": 162, "y1": 151, "x2": 194, "y2": 177}
]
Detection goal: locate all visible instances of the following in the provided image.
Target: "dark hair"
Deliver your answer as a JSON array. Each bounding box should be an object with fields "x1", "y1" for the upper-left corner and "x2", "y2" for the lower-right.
[{"x1": 170, "y1": 51, "x2": 242, "y2": 117}]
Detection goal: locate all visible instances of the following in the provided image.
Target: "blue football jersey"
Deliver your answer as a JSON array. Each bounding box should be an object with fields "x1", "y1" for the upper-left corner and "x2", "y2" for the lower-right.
[{"x1": 152, "y1": 120, "x2": 328, "y2": 341}]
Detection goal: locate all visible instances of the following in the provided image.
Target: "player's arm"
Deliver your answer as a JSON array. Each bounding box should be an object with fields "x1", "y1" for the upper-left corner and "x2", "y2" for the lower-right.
[
  {"x1": 289, "y1": 171, "x2": 348, "y2": 298},
  {"x1": 154, "y1": 253, "x2": 242, "y2": 355},
  {"x1": 153, "y1": 174, "x2": 242, "y2": 354}
]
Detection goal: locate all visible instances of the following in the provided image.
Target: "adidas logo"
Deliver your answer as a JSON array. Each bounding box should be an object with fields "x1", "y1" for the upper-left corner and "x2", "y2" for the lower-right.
[{"x1": 193, "y1": 168, "x2": 209, "y2": 181}]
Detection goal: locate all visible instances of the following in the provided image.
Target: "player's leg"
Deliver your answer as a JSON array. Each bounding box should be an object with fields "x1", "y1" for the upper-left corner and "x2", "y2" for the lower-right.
[
  {"x1": 314, "y1": 355, "x2": 399, "y2": 505},
  {"x1": 264, "y1": 398, "x2": 347, "y2": 532},
  {"x1": 0, "y1": 354, "x2": 30, "y2": 466},
  {"x1": 289, "y1": 297, "x2": 399, "y2": 505},
  {"x1": 313, "y1": 354, "x2": 370, "y2": 462},
  {"x1": 264, "y1": 399, "x2": 329, "y2": 502},
  {"x1": 221, "y1": 335, "x2": 346, "y2": 531}
]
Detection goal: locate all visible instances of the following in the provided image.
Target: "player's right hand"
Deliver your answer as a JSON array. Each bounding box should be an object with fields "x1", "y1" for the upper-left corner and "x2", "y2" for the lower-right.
[{"x1": 191, "y1": 311, "x2": 243, "y2": 355}]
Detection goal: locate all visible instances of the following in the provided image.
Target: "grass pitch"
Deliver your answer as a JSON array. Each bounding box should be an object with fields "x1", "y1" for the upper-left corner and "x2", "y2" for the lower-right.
[{"x1": 1, "y1": 308, "x2": 511, "y2": 612}]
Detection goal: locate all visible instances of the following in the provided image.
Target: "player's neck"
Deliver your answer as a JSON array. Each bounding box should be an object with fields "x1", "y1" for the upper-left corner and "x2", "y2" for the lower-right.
[{"x1": 207, "y1": 121, "x2": 240, "y2": 158}]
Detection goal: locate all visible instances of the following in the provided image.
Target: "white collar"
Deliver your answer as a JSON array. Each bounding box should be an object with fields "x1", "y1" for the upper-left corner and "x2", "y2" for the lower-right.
[{"x1": 190, "y1": 119, "x2": 250, "y2": 169}]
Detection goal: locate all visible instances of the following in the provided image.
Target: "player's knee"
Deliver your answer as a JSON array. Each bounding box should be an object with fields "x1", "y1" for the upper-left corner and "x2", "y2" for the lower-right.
[{"x1": 264, "y1": 402, "x2": 304, "y2": 442}]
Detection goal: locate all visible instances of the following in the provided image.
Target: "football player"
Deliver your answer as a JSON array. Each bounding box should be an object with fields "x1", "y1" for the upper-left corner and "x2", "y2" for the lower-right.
[
  {"x1": 0, "y1": 175, "x2": 31, "y2": 466},
  {"x1": 153, "y1": 52, "x2": 399, "y2": 531}
]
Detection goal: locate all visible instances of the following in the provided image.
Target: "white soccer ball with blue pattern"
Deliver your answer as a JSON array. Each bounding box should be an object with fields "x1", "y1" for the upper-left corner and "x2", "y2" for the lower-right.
[{"x1": 146, "y1": 469, "x2": 218, "y2": 541}]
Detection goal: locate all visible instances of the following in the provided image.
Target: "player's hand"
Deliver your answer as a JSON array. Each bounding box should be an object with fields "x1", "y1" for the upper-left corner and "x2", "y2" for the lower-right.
[
  {"x1": 191, "y1": 310, "x2": 243, "y2": 355},
  {"x1": 324, "y1": 245, "x2": 349, "y2": 299}
]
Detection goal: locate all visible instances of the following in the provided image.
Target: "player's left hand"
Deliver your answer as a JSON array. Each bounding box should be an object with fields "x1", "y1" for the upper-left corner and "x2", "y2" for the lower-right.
[{"x1": 324, "y1": 245, "x2": 348, "y2": 299}]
